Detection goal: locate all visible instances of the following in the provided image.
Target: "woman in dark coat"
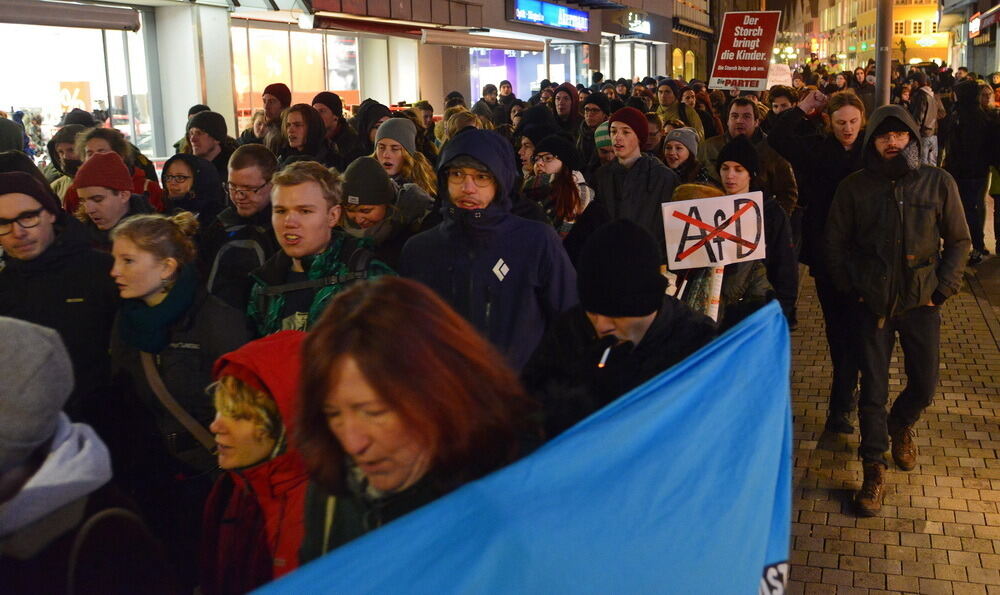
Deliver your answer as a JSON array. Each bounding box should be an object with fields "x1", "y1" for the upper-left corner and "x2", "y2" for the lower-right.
[
  {"x1": 107, "y1": 212, "x2": 251, "y2": 588},
  {"x1": 160, "y1": 153, "x2": 225, "y2": 225}
]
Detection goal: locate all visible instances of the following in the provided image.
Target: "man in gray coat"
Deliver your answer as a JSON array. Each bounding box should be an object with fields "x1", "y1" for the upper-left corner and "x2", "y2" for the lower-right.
[{"x1": 826, "y1": 105, "x2": 970, "y2": 517}]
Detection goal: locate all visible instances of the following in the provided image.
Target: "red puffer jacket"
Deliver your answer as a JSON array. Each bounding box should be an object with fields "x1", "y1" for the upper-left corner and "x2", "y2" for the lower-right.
[{"x1": 200, "y1": 331, "x2": 309, "y2": 595}]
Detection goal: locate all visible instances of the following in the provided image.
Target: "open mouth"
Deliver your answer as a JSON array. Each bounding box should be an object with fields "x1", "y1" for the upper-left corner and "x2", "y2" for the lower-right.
[
  {"x1": 283, "y1": 233, "x2": 302, "y2": 245},
  {"x1": 457, "y1": 199, "x2": 479, "y2": 209}
]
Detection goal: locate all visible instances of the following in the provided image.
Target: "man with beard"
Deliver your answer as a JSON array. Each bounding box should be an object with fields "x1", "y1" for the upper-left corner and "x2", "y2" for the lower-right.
[{"x1": 826, "y1": 105, "x2": 970, "y2": 517}]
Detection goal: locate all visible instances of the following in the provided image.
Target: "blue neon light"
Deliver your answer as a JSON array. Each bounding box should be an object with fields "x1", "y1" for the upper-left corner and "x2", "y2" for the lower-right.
[{"x1": 513, "y1": 0, "x2": 589, "y2": 32}]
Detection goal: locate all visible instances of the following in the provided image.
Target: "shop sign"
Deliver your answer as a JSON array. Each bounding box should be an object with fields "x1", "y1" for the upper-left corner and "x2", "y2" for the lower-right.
[
  {"x1": 970, "y1": 12, "x2": 981, "y2": 38},
  {"x1": 615, "y1": 10, "x2": 651, "y2": 35},
  {"x1": 59, "y1": 81, "x2": 91, "y2": 113},
  {"x1": 512, "y1": 0, "x2": 589, "y2": 32},
  {"x1": 709, "y1": 11, "x2": 782, "y2": 91}
]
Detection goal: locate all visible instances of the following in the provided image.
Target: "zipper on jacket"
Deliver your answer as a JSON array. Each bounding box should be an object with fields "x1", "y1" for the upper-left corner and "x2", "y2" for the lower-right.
[{"x1": 882, "y1": 179, "x2": 905, "y2": 327}]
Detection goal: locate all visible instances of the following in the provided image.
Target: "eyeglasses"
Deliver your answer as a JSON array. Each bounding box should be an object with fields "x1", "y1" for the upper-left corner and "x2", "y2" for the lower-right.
[
  {"x1": 163, "y1": 174, "x2": 192, "y2": 183},
  {"x1": 224, "y1": 181, "x2": 268, "y2": 198},
  {"x1": 532, "y1": 154, "x2": 558, "y2": 164},
  {"x1": 583, "y1": 107, "x2": 604, "y2": 114},
  {"x1": 876, "y1": 131, "x2": 910, "y2": 143},
  {"x1": 446, "y1": 169, "x2": 494, "y2": 188},
  {"x1": 0, "y1": 208, "x2": 44, "y2": 236}
]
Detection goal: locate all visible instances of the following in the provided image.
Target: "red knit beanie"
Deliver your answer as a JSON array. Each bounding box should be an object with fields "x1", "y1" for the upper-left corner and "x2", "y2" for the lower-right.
[
  {"x1": 608, "y1": 107, "x2": 649, "y2": 143},
  {"x1": 74, "y1": 152, "x2": 133, "y2": 192},
  {"x1": 263, "y1": 83, "x2": 292, "y2": 108}
]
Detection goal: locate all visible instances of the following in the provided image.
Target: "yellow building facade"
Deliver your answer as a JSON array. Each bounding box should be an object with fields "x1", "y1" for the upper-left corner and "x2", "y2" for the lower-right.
[{"x1": 816, "y1": 0, "x2": 949, "y2": 68}]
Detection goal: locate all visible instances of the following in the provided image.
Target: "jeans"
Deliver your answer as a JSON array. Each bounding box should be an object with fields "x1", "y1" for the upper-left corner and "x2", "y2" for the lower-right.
[
  {"x1": 814, "y1": 277, "x2": 860, "y2": 414},
  {"x1": 956, "y1": 177, "x2": 988, "y2": 253},
  {"x1": 856, "y1": 304, "x2": 941, "y2": 465},
  {"x1": 920, "y1": 135, "x2": 938, "y2": 166}
]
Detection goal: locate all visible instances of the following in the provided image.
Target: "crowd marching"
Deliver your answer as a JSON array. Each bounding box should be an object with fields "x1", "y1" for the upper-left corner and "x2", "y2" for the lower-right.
[{"x1": 0, "y1": 59, "x2": 997, "y2": 593}]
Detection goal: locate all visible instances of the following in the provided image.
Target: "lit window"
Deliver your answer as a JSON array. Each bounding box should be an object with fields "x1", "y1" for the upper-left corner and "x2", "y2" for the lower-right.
[
  {"x1": 893, "y1": 21, "x2": 905, "y2": 34},
  {"x1": 931, "y1": 21, "x2": 938, "y2": 32},
  {"x1": 912, "y1": 21, "x2": 923, "y2": 34}
]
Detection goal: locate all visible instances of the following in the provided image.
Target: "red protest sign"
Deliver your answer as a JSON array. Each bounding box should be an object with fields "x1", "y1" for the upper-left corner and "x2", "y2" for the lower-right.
[{"x1": 709, "y1": 11, "x2": 782, "y2": 92}]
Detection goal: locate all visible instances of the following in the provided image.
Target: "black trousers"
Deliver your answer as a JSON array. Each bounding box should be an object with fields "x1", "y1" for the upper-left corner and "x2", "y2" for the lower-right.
[
  {"x1": 856, "y1": 304, "x2": 941, "y2": 465},
  {"x1": 814, "y1": 277, "x2": 860, "y2": 414},
  {"x1": 956, "y1": 176, "x2": 988, "y2": 253}
]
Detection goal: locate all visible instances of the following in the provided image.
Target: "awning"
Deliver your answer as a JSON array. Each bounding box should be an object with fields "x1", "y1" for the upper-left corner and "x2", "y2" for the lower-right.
[
  {"x1": 314, "y1": 15, "x2": 422, "y2": 38},
  {"x1": 0, "y1": 0, "x2": 140, "y2": 31},
  {"x1": 421, "y1": 29, "x2": 545, "y2": 51}
]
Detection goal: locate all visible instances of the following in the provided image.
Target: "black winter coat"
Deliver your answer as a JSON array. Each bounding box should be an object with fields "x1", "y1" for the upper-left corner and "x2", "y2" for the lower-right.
[
  {"x1": 110, "y1": 290, "x2": 252, "y2": 473},
  {"x1": 522, "y1": 297, "x2": 716, "y2": 438},
  {"x1": 0, "y1": 216, "x2": 119, "y2": 425},
  {"x1": 592, "y1": 155, "x2": 680, "y2": 258},
  {"x1": 768, "y1": 107, "x2": 865, "y2": 277}
]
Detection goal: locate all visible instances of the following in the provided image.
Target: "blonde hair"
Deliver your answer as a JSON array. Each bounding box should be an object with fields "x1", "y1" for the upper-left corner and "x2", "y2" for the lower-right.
[
  {"x1": 826, "y1": 90, "x2": 867, "y2": 127},
  {"x1": 110, "y1": 212, "x2": 199, "y2": 268},
  {"x1": 671, "y1": 183, "x2": 724, "y2": 202},
  {"x1": 210, "y1": 375, "x2": 282, "y2": 441},
  {"x1": 443, "y1": 111, "x2": 480, "y2": 144},
  {"x1": 437, "y1": 106, "x2": 469, "y2": 142},
  {"x1": 271, "y1": 160, "x2": 343, "y2": 208},
  {"x1": 394, "y1": 150, "x2": 437, "y2": 198}
]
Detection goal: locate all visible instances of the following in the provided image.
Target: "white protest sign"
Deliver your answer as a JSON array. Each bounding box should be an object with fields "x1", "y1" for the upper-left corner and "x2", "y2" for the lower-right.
[
  {"x1": 662, "y1": 191, "x2": 767, "y2": 270},
  {"x1": 766, "y1": 64, "x2": 793, "y2": 88}
]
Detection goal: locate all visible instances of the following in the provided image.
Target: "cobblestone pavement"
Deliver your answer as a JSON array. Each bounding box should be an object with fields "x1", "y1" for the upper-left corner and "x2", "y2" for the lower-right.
[{"x1": 788, "y1": 266, "x2": 1000, "y2": 595}]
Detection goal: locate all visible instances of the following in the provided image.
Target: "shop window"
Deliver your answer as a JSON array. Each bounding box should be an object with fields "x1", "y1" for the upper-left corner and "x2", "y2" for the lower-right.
[
  {"x1": 550, "y1": 44, "x2": 576, "y2": 85},
  {"x1": 601, "y1": 37, "x2": 613, "y2": 79},
  {"x1": 0, "y1": 19, "x2": 156, "y2": 159},
  {"x1": 684, "y1": 51, "x2": 696, "y2": 81},
  {"x1": 634, "y1": 43, "x2": 649, "y2": 79},
  {"x1": 326, "y1": 36, "x2": 360, "y2": 107},
  {"x1": 469, "y1": 48, "x2": 543, "y2": 100},
  {"x1": 232, "y1": 24, "x2": 360, "y2": 132},
  {"x1": 615, "y1": 40, "x2": 633, "y2": 81},
  {"x1": 672, "y1": 48, "x2": 684, "y2": 79}
]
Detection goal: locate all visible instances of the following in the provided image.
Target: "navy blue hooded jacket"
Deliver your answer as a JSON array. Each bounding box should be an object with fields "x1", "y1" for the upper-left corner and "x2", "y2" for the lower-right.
[{"x1": 400, "y1": 129, "x2": 578, "y2": 371}]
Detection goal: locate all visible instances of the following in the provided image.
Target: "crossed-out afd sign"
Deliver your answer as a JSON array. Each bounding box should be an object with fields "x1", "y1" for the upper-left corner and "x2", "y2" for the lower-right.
[{"x1": 662, "y1": 191, "x2": 767, "y2": 270}]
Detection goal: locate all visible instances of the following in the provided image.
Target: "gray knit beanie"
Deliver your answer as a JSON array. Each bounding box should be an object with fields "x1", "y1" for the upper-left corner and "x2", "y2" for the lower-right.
[
  {"x1": 0, "y1": 317, "x2": 74, "y2": 473},
  {"x1": 375, "y1": 118, "x2": 417, "y2": 155},
  {"x1": 665, "y1": 127, "x2": 699, "y2": 158}
]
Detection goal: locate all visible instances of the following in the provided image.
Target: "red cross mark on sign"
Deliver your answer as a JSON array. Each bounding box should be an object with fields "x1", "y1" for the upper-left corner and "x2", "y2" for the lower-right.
[{"x1": 671, "y1": 201, "x2": 759, "y2": 261}]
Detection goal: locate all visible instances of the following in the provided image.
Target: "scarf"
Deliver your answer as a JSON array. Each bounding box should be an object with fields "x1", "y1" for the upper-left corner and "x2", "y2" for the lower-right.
[{"x1": 118, "y1": 264, "x2": 199, "y2": 353}]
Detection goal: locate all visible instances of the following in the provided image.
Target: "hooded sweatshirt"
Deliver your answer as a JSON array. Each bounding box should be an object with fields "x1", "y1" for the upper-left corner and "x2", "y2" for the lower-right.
[
  {"x1": 200, "y1": 331, "x2": 309, "y2": 595},
  {"x1": 161, "y1": 153, "x2": 225, "y2": 226},
  {"x1": 353, "y1": 99, "x2": 392, "y2": 156},
  {"x1": 826, "y1": 105, "x2": 971, "y2": 318},
  {"x1": 399, "y1": 129, "x2": 579, "y2": 370}
]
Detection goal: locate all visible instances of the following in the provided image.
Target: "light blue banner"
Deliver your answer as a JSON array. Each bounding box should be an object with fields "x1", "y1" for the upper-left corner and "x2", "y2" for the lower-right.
[{"x1": 261, "y1": 301, "x2": 792, "y2": 594}]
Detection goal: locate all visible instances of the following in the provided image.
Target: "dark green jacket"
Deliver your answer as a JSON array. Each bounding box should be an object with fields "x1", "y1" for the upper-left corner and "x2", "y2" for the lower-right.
[
  {"x1": 826, "y1": 105, "x2": 971, "y2": 319},
  {"x1": 247, "y1": 232, "x2": 393, "y2": 336}
]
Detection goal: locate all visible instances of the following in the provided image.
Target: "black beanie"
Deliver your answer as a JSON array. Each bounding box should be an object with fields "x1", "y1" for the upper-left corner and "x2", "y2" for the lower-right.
[
  {"x1": 188, "y1": 104, "x2": 211, "y2": 117},
  {"x1": 342, "y1": 157, "x2": 395, "y2": 206},
  {"x1": 871, "y1": 116, "x2": 911, "y2": 138},
  {"x1": 578, "y1": 220, "x2": 669, "y2": 317},
  {"x1": 534, "y1": 134, "x2": 582, "y2": 172},
  {"x1": 312, "y1": 92, "x2": 344, "y2": 118},
  {"x1": 0, "y1": 171, "x2": 62, "y2": 214},
  {"x1": 716, "y1": 135, "x2": 760, "y2": 179},
  {"x1": 582, "y1": 92, "x2": 611, "y2": 115},
  {"x1": 187, "y1": 111, "x2": 228, "y2": 142},
  {"x1": 61, "y1": 108, "x2": 96, "y2": 128},
  {"x1": 521, "y1": 124, "x2": 560, "y2": 147}
]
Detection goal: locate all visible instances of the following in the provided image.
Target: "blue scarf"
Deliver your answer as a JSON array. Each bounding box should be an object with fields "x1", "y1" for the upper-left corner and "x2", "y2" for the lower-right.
[{"x1": 118, "y1": 265, "x2": 199, "y2": 353}]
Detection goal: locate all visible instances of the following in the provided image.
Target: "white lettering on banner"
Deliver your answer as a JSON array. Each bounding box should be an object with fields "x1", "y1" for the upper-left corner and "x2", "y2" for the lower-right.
[
  {"x1": 662, "y1": 191, "x2": 767, "y2": 270},
  {"x1": 759, "y1": 561, "x2": 789, "y2": 595}
]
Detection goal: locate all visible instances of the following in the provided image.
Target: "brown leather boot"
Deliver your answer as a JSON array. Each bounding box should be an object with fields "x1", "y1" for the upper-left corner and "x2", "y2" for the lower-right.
[
  {"x1": 856, "y1": 462, "x2": 888, "y2": 517},
  {"x1": 890, "y1": 424, "x2": 918, "y2": 471}
]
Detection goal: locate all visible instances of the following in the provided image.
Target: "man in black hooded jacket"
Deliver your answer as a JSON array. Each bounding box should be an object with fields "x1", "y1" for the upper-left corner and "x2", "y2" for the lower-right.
[{"x1": 827, "y1": 105, "x2": 970, "y2": 517}]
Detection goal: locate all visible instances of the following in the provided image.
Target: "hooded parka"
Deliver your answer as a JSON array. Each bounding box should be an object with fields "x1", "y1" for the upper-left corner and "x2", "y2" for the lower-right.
[
  {"x1": 399, "y1": 129, "x2": 579, "y2": 371},
  {"x1": 200, "y1": 331, "x2": 309, "y2": 595}
]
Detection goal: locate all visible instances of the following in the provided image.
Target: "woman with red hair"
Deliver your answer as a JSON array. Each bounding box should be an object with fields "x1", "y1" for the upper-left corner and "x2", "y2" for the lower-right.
[{"x1": 297, "y1": 277, "x2": 540, "y2": 563}]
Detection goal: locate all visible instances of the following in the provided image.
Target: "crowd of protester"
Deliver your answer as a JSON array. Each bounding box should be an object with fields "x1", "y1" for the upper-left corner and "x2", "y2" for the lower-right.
[{"x1": 0, "y1": 60, "x2": 995, "y2": 592}]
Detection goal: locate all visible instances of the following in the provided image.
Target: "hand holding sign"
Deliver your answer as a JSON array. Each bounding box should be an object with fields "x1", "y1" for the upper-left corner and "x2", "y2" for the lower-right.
[
  {"x1": 797, "y1": 90, "x2": 827, "y2": 116},
  {"x1": 662, "y1": 191, "x2": 767, "y2": 270}
]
